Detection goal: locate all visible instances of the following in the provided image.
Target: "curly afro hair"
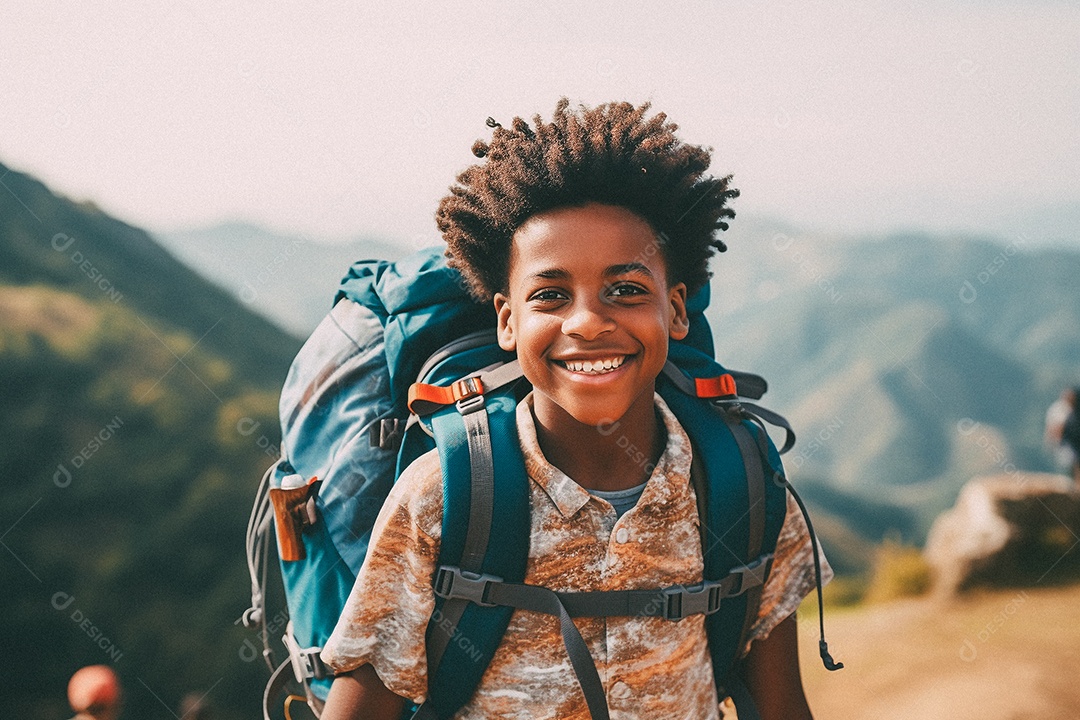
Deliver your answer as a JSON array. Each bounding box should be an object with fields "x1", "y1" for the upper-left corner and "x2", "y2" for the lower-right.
[{"x1": 436, "y1": 98, "x2": 739, "y2": 301}]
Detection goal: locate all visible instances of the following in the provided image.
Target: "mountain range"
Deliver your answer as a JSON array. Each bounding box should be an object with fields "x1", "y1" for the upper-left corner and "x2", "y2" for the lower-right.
[
  {"x1": 158, "y1": 222, "x2": 403, "y2": 335},
  {"x1": 3, "y1": 158, "x2": 1079, "y2": 718},
  {"x1": 156, "y1": 214, "x2": 1080, "y2": 574}
]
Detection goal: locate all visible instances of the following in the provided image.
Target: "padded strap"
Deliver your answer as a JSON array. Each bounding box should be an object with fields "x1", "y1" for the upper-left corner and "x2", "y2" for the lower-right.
[
  {"x1": 718, "y1": 413, "x2": 769, "y2": 681},
  {"x1": 726, "y1": 675, "x2": 762, "y2": 720},
  {"x1": 662, "y1": 363, "x2": 795, "y2": 455}
]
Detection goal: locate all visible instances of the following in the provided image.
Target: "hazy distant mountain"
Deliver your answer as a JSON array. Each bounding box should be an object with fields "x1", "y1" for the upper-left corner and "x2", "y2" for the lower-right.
[
  {"x1": 708, "y1": 219, "x2": 1080, "y2": 558},
  {"x1": 157, "y1": 222, "x2": 405, "y2": 335},
  {"x1": 0, "y1": 162, "x2": 298, "y2": 720}
]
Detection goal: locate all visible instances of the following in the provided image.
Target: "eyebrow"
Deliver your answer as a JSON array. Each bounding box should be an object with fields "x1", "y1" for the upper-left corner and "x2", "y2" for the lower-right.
[
  {"x1": 529, "y1": 263, "x2": 654, "y2": 281},
  {"x1": 604, "y1": 262, "x2": 653, "y2": 278}
]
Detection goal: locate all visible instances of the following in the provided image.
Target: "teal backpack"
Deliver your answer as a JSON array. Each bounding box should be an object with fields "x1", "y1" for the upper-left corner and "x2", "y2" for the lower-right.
[{"x1": 241, "y1": 247, "x2": 839, "y2": 720}]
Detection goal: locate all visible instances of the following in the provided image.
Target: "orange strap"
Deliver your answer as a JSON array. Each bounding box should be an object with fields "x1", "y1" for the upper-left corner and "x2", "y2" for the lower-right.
[
  {"x1": 408, "y1": 376, "x2": 485, "y2": 415},
  {"x1": 694, "y1": 373, "x2": 737, "y2": 399}
]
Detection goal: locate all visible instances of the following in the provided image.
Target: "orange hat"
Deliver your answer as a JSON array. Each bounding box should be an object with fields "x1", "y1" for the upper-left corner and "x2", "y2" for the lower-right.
[{"x1": 67, "y1": 665, "x2": 121, "y2": 712}]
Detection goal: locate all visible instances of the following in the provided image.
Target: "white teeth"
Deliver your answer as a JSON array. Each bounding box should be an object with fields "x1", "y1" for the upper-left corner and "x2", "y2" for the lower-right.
[{"x1": 562, "y1": 356, "x2": 625, "y2": 374}]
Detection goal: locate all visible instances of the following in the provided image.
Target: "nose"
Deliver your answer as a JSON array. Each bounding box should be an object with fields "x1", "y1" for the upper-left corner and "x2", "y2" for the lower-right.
[{"x1": 561, "y1": 295, "x2": 615, "y2": 340}]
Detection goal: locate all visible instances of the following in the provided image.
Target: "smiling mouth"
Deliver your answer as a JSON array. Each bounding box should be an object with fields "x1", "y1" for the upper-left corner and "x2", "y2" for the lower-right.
[{"x1": 554, "y1": 356, "x2": 628, "y2": 375}]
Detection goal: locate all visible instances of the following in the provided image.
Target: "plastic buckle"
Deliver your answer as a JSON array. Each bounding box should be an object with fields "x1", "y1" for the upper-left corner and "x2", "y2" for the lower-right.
[
  {"x1": 455, "y1": 393, "x2": 486, "y2": 415},
  {"x1": 433, "y1": 566, "x2": 502, "y2": 607},
  {"x1": 662, "y1": 580, "x2": 723, "y2": 621},
  {"x1": 299, "y1": 648, "x2": 328, "y2": 680},
  {"x1": 282, "y1": 621, "x2": 328, "y2": 681},
  {"x1": 728, "y1": 554, "x2": 774, "y2": 596}
]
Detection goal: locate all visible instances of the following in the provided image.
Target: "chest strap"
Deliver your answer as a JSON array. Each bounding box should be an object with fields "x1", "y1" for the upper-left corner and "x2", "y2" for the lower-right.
[{"x1": 434, "y1": 553, "x2": 772, "y2": 622}]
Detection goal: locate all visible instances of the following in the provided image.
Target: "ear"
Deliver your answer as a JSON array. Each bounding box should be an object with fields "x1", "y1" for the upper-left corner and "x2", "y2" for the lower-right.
[
  {"x1": 493, "y1": 292, "x2": 517, "y2": 351},
  {"x1": 667, "y1": 282, "x2": 689, "y2": 341}
]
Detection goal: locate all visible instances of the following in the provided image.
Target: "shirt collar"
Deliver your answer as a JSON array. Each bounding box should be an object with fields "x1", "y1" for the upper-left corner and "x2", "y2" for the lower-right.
[{"x1": 515, "y1": 392, "x2": 693, "y2": 519}]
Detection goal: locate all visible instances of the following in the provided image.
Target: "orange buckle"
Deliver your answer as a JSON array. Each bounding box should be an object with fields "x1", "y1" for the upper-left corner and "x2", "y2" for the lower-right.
[
  {"x1": 453, "y1": 377, "x2": 483, "y2": 402},
  {"x1": 694, "y1": 374, "x2": 737, "y2": 399},
  {"x1": 408, "y1": 376, "x2": 485, "y2": 415}
]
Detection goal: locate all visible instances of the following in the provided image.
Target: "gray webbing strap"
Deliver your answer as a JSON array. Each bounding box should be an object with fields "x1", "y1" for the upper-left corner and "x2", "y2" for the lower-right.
[
  {"x1": 423, "y1": 396, "x2": 497, "y2": 712},
  {"x1": 479, "y1": 359, "x2": 522, "y2": 394},
  {"x1": 458, "y1": 399, "x2": 495, "y2": 569},
  {"x1": 426, "y1": 572, "x2": 611, "y2": 719},
  {"x1": 661, "y1": 361, "x2": 697, "y2": 396},
  {"x1": 434, "y1": 573, "x2": 611, "y2": 720},
  {"x1": 434, "y1": 559, "x2": 771, "y2": 621},
  {"x1": 731, "y1": 401, "x2": 796, "y2": 454}
]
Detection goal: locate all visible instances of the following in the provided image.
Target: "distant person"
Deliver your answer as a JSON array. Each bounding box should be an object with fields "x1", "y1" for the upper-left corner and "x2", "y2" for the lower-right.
[
  {"x1": 66, "y1": 665, "x2": 121, "y2": 720},
  {"x1": 1061, "y1": 388, "x2": 1080, "y2": 486},
  {"x1": 1045, "y1": 387, "x2": 1078, "y2": 476}
]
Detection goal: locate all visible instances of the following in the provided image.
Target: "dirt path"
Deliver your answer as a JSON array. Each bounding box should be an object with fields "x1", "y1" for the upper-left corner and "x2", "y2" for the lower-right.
[{"x1": 799, "y1": 584, "x2": 1080, "y2": 720}]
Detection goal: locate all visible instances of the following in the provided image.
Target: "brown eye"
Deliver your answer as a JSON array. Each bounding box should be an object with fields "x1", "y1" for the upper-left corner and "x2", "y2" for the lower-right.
[
  {"x1": 608, "y1": 283, "x2": 646, "y2": 298},
  {"x1": 531, "y1": 289, "x2": 567, "y2": 302}
]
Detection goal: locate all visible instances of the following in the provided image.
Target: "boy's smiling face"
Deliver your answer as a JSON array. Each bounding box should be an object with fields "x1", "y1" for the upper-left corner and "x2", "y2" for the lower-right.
[{"x1": 494, "y1": 203, "x2": 689, "y2": 432}]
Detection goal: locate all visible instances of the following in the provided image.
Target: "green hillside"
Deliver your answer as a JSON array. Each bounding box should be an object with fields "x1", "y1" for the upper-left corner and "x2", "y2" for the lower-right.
[{"x1": 0, "y1": 163, "x2": 301, "y2": 719}]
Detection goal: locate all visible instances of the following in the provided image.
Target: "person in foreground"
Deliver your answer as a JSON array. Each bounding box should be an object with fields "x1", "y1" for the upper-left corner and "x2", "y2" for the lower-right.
[{"x1": 319, "y1": 99, "x2": 830, "y2": 719}]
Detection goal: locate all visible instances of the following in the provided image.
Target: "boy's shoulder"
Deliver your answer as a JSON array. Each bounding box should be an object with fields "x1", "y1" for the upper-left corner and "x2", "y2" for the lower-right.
[{"x1": 389, "y1": 447, "x2": 445, "y2": 540}]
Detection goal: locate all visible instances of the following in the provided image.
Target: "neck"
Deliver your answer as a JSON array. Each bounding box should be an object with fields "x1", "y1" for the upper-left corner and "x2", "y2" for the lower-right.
[{"x1": 531, "y1": 391, "x2": 664, "y2": 492}]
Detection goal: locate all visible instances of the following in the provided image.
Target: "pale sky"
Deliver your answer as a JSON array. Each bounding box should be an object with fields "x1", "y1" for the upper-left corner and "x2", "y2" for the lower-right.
[{"x1": 3, "y1": 1, "x2": 1077, "y2": 248}]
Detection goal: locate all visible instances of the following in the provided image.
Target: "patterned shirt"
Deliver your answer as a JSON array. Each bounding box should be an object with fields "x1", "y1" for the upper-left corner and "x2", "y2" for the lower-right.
[{"x1": 322, "y1": 393, "x2": 830, "y2": 719}]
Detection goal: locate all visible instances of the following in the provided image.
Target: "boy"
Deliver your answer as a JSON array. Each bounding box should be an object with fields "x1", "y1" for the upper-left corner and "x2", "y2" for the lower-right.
[{"x1": 320, "y1": 100, "x2": 828, "y2": 719}]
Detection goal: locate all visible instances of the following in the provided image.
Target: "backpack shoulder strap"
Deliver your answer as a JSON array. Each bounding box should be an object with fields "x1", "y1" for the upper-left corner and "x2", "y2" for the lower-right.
[
  {"x1": 657, "y1": 367, "x2": 789, "y2": 709},
  {"x1": 421, "y1": 387, "x2": 531, "y2": 719}
]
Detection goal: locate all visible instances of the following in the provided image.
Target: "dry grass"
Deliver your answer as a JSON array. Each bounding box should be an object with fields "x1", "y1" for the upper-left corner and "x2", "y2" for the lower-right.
[{"x1": 799, "y1": 583, "x2": 1080, "y2": 720}]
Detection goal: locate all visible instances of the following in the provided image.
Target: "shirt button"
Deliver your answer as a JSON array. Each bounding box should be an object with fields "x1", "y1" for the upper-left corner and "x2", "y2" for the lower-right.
[
  {"x1": 610, "y1": 680, "x2": 631, "y2": 699},
  {"x1": 615, "y1": 527, "x2": 629, "y2": 544}
]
